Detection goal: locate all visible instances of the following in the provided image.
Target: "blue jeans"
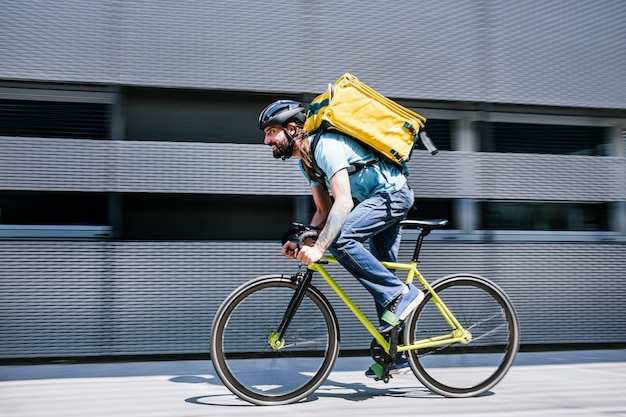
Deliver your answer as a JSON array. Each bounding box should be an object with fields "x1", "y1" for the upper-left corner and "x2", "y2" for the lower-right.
[{"x1": 328, "y1": 183, "x2": 414, "y2": 310}]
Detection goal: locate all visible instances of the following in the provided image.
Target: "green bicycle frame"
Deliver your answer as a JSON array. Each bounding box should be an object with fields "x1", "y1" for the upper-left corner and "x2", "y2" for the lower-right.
[{"x1": 310, "y1": 256, "x2": 472, "y2": 355}]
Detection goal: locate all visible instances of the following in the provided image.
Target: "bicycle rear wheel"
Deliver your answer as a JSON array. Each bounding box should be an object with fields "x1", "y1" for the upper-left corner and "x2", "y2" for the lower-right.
[
  {"x1": 405, "y1": 274, "x2": 519, "y2": 397},
  {"x1": 210, "y1": 275, "x2": 340, "y2": 405}
]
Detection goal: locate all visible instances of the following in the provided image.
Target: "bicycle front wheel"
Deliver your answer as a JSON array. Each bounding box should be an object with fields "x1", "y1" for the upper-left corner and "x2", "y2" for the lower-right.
[
  {"x1": 210, "y1": 275, "x2": 340, "y2": 405},
  {"x1": 405, "y1": 274, "x2": 520, "y2": 397}
]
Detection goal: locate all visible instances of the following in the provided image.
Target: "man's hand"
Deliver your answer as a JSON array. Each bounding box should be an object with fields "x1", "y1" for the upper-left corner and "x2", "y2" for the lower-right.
[
  {"x1": 297, "y1": 244, "x2": 324, "y2": 265},
  {"x1": 281, "y1": 241, "x2": 298, "y2": 259}
]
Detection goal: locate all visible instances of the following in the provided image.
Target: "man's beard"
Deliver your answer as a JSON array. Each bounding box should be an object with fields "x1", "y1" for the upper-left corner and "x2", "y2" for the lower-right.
[{"x1": 272, "y1": 140, "x2": 295, "y2": 160}]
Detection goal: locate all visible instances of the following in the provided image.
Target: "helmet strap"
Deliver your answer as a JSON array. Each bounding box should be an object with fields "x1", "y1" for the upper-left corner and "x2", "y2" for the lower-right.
[{"x1": 280, "y1": 126, "x2": 299, "y2": 160}]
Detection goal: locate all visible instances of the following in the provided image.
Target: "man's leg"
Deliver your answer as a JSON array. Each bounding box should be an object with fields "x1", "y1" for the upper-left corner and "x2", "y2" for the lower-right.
[
  {"x1": 328, "y1": 184, "x2": 414, "y2": 308},
  {"x1": 370, "y1": 221, "x2": 404, "y2": 323}
]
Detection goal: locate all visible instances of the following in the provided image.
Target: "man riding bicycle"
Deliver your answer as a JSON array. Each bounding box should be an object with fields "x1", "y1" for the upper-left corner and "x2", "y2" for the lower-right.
[{"x1": 259, "y1": 100, "x2": 424, "y2": 376}]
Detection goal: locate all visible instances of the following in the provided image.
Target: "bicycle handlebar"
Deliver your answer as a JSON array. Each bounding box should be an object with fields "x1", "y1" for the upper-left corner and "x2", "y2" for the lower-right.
[
  {"x1": 280, "y1": 223, "x2": 329, "y2": 264},
  {"x1": 281, "y1": 223, "x2": 320, "y2": 246}
]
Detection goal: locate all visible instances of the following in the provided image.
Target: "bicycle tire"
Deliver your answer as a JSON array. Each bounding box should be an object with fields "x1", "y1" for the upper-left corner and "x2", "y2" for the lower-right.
[
  {"x1": 210, "y1": 275, "x2": 340, "y2": 405},
  {"x1": 405, "y1": 274, "x2": 520, "y2": 397}
]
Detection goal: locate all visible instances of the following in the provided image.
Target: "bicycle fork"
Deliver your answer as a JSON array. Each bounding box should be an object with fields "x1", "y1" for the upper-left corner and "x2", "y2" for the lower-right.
[{"x1": 267, "y1": 268, "x2": 313, "y2": 350}]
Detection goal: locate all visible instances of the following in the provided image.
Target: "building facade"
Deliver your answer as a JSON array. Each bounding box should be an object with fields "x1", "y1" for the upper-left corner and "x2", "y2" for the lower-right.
[{"x1": 1, "y1": 0, "x2": 625, "y2": 358}]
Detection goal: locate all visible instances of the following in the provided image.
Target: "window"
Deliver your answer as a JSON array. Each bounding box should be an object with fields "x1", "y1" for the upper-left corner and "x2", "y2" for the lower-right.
[
  {"x1": 124, "y1": 88, "x2": 286, "y2": 144},
  {"x1": 0, "y1": 192, "x2": 297, "y2": 240},
  {"x1": 0, "y1": 99, "x2": 110, "y2": 139},
  {"x1": 408, "y1": 198, "x2": 455, "y2": 228},
  {"x1": 121, "y1": 193, "x2": 294, "y2": 240},
  {"x1": 0, "y1": 191, "x2": 111, "y2": 239},
  {"x1": 0, "y1": 191, "x2": 108, "y2": 226},
  {"x1": 479, "y1": 201, "x2": 610, "y2": 231},
  {"x1": 481, "y1": 122, "x2": 607, "y2": 155}
]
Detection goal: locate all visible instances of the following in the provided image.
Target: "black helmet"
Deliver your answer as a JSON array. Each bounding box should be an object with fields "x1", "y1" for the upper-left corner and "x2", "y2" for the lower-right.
[{"x1": 258, "y1": 100, "x2": 306, "y2": 130}]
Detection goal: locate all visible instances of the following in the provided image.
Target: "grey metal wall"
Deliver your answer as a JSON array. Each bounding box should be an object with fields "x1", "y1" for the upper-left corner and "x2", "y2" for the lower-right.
[
  {"x1": 1, "y1": 137, "x2": 624, "y2": 201},
  {"x1": 0, "y1": 137, "x2": 308, "y2": 195},
  {"x1": 1, "y1": 240, "x2": 625, "y2": 358},
  {"x1": 1, "y1": 137, "x2": 625, "y2": 358},
  {"x1": 2, "y1": 0, "x2": 625, "y2": 108},
  {"x1": 1, "y1": 0, "x2": 625, "y2": 358}
]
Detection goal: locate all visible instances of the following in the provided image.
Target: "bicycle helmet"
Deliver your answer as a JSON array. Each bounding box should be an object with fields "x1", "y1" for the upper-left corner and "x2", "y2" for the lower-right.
[{"x1": 258, "y1": 100, "x2": 306, "y2": 130}]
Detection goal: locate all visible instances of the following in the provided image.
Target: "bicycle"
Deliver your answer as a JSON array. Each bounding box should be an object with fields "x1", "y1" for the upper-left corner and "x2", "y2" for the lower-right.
[{"x1": 210, "y1": 219, "x2": 520, "y2": 405}]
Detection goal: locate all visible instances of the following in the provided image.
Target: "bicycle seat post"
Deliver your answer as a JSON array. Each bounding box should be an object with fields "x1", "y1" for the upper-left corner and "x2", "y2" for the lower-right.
[
  {"x1": 401, "y1": 218, "x2": 448, "y2": 262},
  {"x1": 411, "y1": 228, "x2": 430, "y2": 263}
]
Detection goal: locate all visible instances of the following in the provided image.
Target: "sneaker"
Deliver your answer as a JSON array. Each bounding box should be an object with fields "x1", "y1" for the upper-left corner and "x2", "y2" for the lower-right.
[
  {"x1": 378, "y1": 284, "x2": 424, "y2": 333},
  {"x1": 365, "y1": 356, "x2": 411, "y2": 379}
]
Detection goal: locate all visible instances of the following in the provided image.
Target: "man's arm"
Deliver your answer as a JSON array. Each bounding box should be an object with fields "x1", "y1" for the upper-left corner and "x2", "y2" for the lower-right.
[
  {"x1": 282, "y1": 182, "x2": 331, "y2": 259},
  {"x1": 297, "y1": 168, "x2": 353, "y2": 264},
  {"x1": 309, "y1": 182, "x2": 332, "y2": 229},
  {"x1": 315, "y1": 168, "x2": 353, "y2": 251}
]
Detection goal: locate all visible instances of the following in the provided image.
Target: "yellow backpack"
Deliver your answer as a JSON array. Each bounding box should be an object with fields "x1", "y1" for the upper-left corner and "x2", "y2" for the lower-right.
[{"x1": 304, "y1": 73, "x2": 438, "y2": 176}]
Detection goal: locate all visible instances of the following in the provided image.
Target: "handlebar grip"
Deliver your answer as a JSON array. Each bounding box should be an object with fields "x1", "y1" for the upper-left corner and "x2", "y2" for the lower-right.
[
  {"x1": 297, "y1": 230, "x2": 320, "y2": 249},
  {"x1": 297, "y1": 231, "x2": 327, "y2": 264},
  {"x1": 419, "y1": 131, "x2": 439, "y2": 155}
]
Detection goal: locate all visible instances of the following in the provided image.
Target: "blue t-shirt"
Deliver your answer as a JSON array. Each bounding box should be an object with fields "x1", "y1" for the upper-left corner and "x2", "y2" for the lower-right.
[{"x1": 301, "y1": 132, "x2": 407, "y2": 202}]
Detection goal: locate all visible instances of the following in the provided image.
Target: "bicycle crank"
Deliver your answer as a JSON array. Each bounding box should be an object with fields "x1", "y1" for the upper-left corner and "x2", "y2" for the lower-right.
[{"x1": 369, "y1": 330, "x2": 401, "y2": 383}]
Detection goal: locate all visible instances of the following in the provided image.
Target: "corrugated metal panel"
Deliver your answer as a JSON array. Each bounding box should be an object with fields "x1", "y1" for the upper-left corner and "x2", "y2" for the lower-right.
[
  {"x1": 1, "y1": 1, "x2": 624, "y2": 109},
  {"x1": 0, "y1": 137, "x2": 112, "y2": 192},
  {"x1": 472, "y1": 153, "x2": 625, "y2": 201},
  {"x1": 107, "y1": 242, "x2": 296, "y2": 355},
  {"x1": 1, "y1": 240, "x2": 624, "y2": 358},
  {"x1": 488, "y1": 0, "x2": 626, "y2": 109},
  {"x1": 115, "y1": 1, "x2": 307, "y2": 92},
  {"x1": 407, "y1": 151, "x2": 477, "y2": 199},
  {"x1": 303, "y1": 0, "x2": 485, "y2": 102},
  {"x1": 0, "y1": 242, "x2": 109, "y2": 357},
  {"x1": 411, "y1": 242, "x2": 626, "y2": 345},
  {"x1": 2, "y1": 137, "x2": 624, "y2": 201},
  {"x1": 477, "y1": 243, "x2": 626, "y2": 344},
  {"x1": 111, "y1": 141, "x2": 309, "y2": 195},
  {"x1": 0, "y1": 0, "x2": 115, "y2": 83},
  {"x1": 0, "y1": 137, "x2": 310, "y2": 195}
]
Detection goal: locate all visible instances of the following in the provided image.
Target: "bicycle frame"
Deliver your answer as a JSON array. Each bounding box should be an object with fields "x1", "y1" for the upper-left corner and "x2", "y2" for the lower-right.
[{"x1": 310, "y1": 256, "x2": 472, "y2": 355}]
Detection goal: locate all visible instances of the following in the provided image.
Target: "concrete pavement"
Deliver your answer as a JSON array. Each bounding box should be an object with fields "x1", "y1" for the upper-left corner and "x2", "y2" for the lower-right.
[{"x1": 1, "y1": 349, "x2": 625, "y2": 416}]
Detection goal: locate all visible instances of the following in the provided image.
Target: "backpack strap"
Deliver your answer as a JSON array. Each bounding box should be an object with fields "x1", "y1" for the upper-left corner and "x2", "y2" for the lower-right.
[
  {"x1": 310, "y1": 132, "x2": 381, "y2": 187},
  {"x1": 309, "y1": 132, "x2": 327, "y2": 186}
]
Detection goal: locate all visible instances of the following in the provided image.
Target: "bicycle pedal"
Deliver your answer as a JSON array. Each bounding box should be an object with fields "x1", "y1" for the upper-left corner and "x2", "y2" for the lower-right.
[
  {"x1": 368, "y1": 363, "x2": 392, "y2": 383},
  {"x1": 368, "y1": 362, "x2": 385, "y2": 380}
]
